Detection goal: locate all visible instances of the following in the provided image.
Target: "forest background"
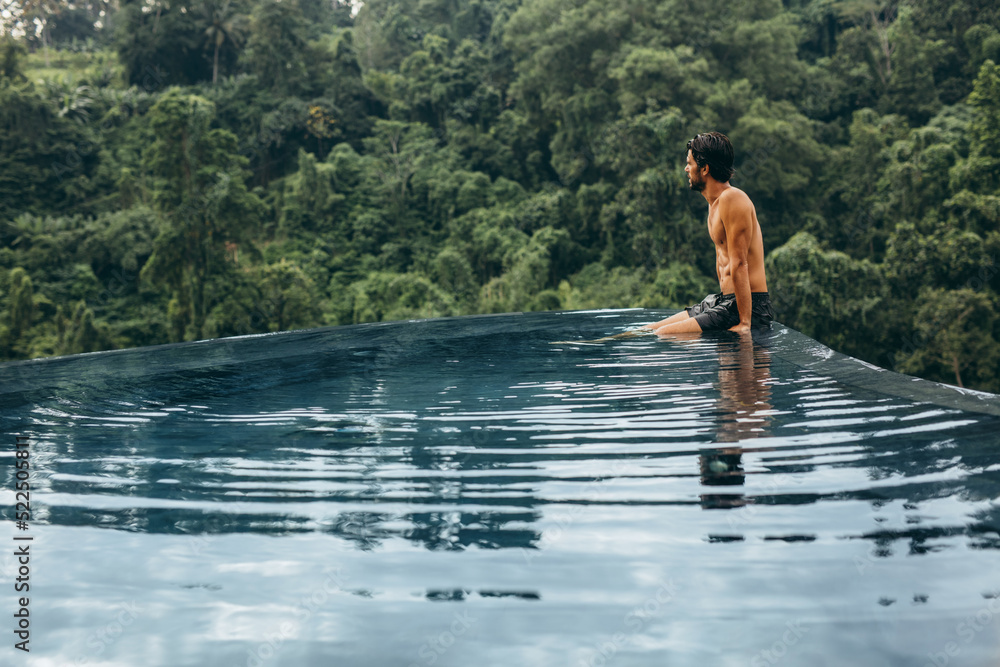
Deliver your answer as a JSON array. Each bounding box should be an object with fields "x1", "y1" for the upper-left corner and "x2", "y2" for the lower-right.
[{"x1": 1, "y1": 0, "x2": 999, "y2": 392}]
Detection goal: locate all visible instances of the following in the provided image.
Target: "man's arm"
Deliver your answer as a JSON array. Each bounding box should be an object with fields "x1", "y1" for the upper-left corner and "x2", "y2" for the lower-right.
[{"x1": 721, "y1": 192, "x2": 753, "y2": 334}]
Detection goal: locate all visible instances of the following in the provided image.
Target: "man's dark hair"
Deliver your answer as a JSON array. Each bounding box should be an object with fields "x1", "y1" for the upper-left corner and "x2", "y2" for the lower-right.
[{"x1": 687, "y1": 132, "x2": 735, "y2": 182}]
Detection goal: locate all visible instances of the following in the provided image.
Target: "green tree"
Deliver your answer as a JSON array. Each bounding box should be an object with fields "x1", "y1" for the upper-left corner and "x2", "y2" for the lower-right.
[
  {"x1": 346, "y1": 271, "x2": 454, "y2": 323},
  {"x1": 206, "y1": 258, "x2": 322, "y2": 336},
  {"x1": 947, "y1": 60, "x2": 1000, "y2": 235},
  {"x1": 0, "y1": 81, "x2": 98, "y2": 220},
  {"x1": 241, "y1": 0, "x2": 309, "y2": 95},
  {"x1": 0, "y1": 36, "x2": 26, "y2": 82},
  {"x1": 880, "y1": 6, "x2": 942, "y2": 124},
  {"x1": 140, "y1": 89, "x2": 264, "y2": 340},
  {"x1": 895, "y1": 287, "x2": 999, "y2": 391},
  {"x1": 279, "y1": 149, "x2": 347, "y2": 235},
  {"x1": 60, "y1": 300, "x2": 112, "y2": 356},
  {"x1": 202, "y1": 0, "x2": 249, "y2": 86},
  {"x1": 114, "y1": 0, "x2": 207, "y2": 86},
  {"x1": 360, "y1": 119, "x2": 439, "y2": 256},
  {"x1": 6, "y1": 267, "x2": 35, "y2": 342},
  {"x1": 766, "y1": 231, "x2": 889, "y2": 361}
]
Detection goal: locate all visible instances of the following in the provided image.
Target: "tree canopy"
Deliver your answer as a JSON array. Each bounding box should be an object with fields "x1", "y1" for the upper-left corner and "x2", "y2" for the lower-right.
[{"x1": 1, "y1": 0, "x2": 999, "y2": 392}]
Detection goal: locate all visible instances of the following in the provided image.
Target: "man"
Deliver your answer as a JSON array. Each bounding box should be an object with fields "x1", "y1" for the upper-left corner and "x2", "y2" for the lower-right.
[{"x1": 643, "y1": 132, "x2": 774, "y2": 336}]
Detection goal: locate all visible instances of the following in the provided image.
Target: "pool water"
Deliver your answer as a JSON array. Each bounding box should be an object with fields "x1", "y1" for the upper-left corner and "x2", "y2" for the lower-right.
[{"x1": 1, "y1": 309, "x2": 999, "y2": 666}]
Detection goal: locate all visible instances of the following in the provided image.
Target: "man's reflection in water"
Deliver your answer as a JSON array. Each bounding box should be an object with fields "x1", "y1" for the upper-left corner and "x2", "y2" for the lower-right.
[{"x1": 700, "y1": 333, "x2": 773, "y2": 509}]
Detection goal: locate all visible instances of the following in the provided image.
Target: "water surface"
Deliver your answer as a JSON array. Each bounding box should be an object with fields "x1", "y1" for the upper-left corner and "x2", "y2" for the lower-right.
[{"x1": 1, "y1": 310, "x2": 999, "y2": 666}]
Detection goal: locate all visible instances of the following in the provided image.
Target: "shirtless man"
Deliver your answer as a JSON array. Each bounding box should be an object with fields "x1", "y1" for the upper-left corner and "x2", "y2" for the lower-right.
[{"x1": 643, "y1": 132, "x2": 774, "y2": 336}]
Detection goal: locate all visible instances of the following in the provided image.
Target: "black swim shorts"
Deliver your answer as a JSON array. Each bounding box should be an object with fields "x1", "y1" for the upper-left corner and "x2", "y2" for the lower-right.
[{"x1": 685, "y1": 292, "x2": 775, "y2": 331}]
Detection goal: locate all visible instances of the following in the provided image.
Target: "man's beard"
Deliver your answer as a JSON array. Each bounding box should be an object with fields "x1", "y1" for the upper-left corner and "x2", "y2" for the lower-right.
[{"x1": 689, "y1": 173, "x2": 706, "y2": 191}]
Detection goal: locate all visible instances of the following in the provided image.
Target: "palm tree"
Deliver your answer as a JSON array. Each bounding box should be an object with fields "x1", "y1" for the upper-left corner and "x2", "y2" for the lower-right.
[{"x1": 202, "y1": 0, "x2": 247, "y2": 85}]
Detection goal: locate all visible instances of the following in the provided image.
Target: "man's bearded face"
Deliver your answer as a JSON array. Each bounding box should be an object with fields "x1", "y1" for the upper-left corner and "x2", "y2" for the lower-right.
[{"x1": 686, "y1": 151, "x2": 706, "y2": 192}]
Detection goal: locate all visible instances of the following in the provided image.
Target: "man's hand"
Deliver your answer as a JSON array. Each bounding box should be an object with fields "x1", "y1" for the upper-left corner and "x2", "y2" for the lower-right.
[{"x1": 729, "y1": 323, "x2": 750, "y2": 335}]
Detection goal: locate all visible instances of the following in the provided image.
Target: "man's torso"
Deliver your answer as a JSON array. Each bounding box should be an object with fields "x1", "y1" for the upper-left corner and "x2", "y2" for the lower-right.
[{"x1": 707, "y1": 188, "x2": 768, "y2": 294}]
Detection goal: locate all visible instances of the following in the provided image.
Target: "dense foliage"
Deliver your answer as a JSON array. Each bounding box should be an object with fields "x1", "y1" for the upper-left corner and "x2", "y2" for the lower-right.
[{"x1": 1, "y1": 0, "x2": 999, "y2": 391}]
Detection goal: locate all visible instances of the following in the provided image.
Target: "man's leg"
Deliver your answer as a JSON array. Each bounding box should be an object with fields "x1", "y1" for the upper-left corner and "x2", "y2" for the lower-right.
[
  {"x1": 654, "y1": 316, "x2": 703, "y2": 335},
  {"x1": 644, "y1": 294, "x2": 720, "y2": 331},
  {"x1": 642, "y1": 310, "x2": 692, "y2": 331},
  {"x1": 586, "y1": 310, "x2": 694, "y2": 342}
]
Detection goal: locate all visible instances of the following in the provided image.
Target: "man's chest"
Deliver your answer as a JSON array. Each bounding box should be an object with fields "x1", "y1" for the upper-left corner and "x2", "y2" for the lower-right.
[{"x1": 707, "y1": 209, "x2": 727, "y2": 248}]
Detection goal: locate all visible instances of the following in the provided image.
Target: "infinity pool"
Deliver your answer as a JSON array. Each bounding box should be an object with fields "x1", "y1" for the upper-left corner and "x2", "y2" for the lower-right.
[{"x1": 1, "y1": 310, "x2": 999, "y2": 666}]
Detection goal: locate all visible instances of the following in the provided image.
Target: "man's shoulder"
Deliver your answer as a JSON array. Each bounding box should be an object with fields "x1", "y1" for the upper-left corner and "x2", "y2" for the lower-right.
[
  {"x1": 718, "y1": 186, "x2": 755, "y2": 216},
  {"x1": 718, "y1": 186, "x2": 751, "y2": 204}
]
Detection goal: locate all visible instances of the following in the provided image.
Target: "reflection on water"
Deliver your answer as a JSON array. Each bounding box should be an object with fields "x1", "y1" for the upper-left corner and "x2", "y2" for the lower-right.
[
  {"x1": 1, "y1": 311, "x2": 999, "y2": 666},
  {"x1": 699, "y1": 337, "x2": 771, "y2": 509}
]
